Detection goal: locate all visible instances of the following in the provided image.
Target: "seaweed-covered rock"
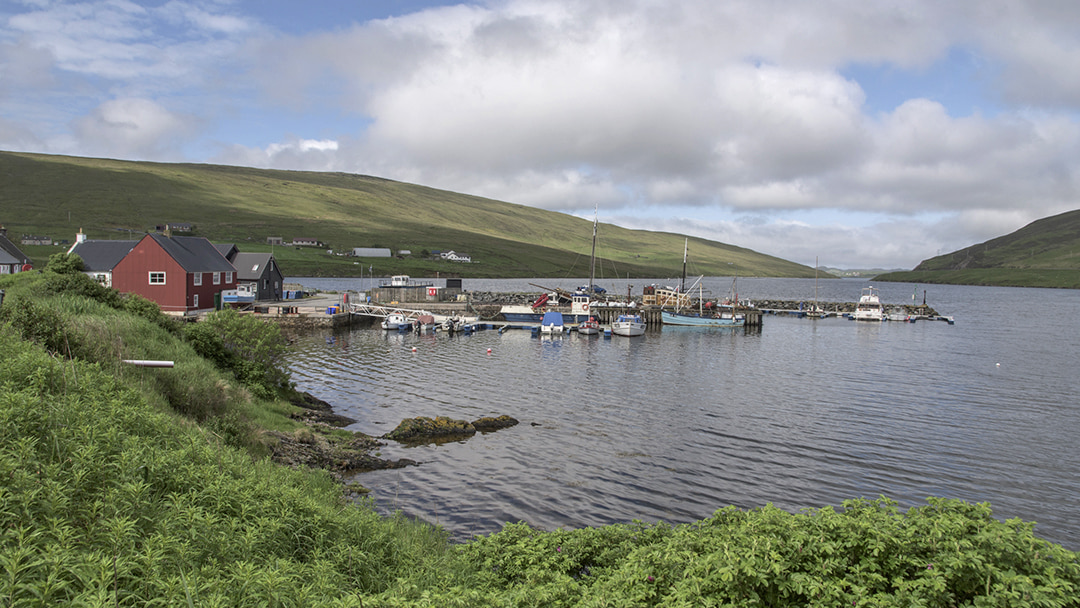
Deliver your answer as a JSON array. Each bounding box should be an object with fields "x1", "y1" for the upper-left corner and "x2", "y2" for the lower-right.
[
  {"x1": 267, "y1": 428, "x2": 416, "y2": 477},
  {"x1": 288, "y1": 390, "x2": 357, "y2": 426},
  {"x1": 385, "y1": 416, "x2": 476, "y2": 442},
  {"x1": 472, "y1": 415, "x2": 519, "y2": 432}
]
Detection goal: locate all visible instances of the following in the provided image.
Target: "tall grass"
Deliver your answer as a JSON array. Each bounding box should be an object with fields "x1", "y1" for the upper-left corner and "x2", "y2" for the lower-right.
[{"x1": 0, "y1": 321, "x2": 450, "y2": 606}]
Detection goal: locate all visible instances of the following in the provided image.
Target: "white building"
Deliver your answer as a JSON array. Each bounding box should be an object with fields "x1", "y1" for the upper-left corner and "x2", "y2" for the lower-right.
[
  {"x1": 352, "y1": 247, "x2": 392, "y2": 257},
  {"x1": 440, "y1": 250, "x2": 471, "y2": 262}
]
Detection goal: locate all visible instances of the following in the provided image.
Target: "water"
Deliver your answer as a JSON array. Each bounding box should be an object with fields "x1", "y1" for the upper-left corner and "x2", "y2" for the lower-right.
[{"x1": 285, "y1": 277, "x2": 1080, "y2": 549}]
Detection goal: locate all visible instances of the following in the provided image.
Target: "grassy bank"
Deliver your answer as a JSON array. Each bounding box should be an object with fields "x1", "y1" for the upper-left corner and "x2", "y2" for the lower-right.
[
  {"x1": 874, "y1": 268, "x2": 1080, "y2": 289},
  {"x1": 2, "y1": 266, "x2": 1077, "y2": 606}
]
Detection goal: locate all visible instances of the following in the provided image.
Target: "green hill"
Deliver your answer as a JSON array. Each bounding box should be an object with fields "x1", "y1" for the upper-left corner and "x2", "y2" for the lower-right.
[
  {"x1": 0, "y1": 150, "x2": 815, "y2": 279},
  {"x1": 876, "y1": 209, "x2": 1080, "y2": 288}
]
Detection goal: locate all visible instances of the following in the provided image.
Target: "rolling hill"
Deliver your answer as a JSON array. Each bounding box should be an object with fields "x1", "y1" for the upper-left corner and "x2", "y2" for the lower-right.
[
  {"x1": 0, "y1": 151, "x2": 815, "y2": 279},
  {"x1": 875, "y1": 209, "x2": 1080, "y2": 288}
]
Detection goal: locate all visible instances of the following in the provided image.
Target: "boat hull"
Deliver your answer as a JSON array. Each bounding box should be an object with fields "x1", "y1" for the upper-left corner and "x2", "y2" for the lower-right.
[
  {"x1": 611, "y1": 314, "x2": 646, "y2": 337},
  {"x1": 661, "y1": 311, "x2": 744, "y2": 327},
  {"x1": 500, "y1": 305, "x2": 589, "y2": 324}
]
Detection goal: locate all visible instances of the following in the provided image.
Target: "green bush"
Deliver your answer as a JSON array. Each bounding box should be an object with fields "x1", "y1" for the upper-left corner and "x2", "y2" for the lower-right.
[
  {"x1": 45, "y1": 251, "x2": 84, "y2": 274},
  {"x1": 0, "y1": 298, "x2": 73, "y2": 356},
  {"x1": 183, "y1": 309, "x2": 292, "y2": 399}
]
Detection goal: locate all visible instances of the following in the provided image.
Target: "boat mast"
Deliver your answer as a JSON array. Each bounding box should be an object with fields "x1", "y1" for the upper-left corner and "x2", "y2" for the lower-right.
[
  {"x1": 588, "y1": 204, "x2": 598, "y2": 295},
  {"x1": 681, "y1": 238, "x2": 688, "y2": 294},
  {"x1": 814, "y1": 256, "x2": 819, "y2": 313}
]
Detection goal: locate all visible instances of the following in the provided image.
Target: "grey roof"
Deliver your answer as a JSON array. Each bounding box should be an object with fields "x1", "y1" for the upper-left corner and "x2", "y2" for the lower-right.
[
  {"x1": 0, "y1": 233, "x2": 29, "y2": 265},
  {"x1": 230, "y1": 252, "x2": 275, "y2": 281},
  {"x1": 68, "y1": 240, "x2": 137, "y2": 272},
  {"x1": 214, "y1": 243, "x2": 239, "y2": 261},
  {"x1": 146, "y1": 233, "x2": 235, "y2": 273}
]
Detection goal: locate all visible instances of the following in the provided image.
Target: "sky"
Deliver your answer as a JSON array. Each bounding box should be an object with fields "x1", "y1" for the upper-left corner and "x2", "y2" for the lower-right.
[{"x1": 2, "y1": 1, "x2": 1079, "y2": 269}]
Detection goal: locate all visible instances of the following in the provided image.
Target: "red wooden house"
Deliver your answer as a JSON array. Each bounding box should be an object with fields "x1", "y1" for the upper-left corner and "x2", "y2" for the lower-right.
[{"x1": 112, "y1": 233, "x2": 237, "y2": 315}]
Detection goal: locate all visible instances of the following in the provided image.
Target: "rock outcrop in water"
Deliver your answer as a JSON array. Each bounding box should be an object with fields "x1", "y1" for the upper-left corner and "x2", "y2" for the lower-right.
[{"x1": 385, "y1": 415, "x2": 519, "y2": 443}]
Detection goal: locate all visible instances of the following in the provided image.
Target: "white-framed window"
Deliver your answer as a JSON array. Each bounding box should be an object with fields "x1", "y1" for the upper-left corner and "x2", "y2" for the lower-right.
[
  {"x1": 149, "y1": 271, "x2": 166, "y2": 285},
  {"x1": 193, "y1": 294, "x2": 199, "y2": 308},
  {"x1": 193, "y1": 272, "x2": 202, "y2": 286},
  {"x1": 225, "y1": 271, "x2": 233, "y2": 284},
  {"x1": 213, "y1": 272, "x2": 221, "y2": 285}
]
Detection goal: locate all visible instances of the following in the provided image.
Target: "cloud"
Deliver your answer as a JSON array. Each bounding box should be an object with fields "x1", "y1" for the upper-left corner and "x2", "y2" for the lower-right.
[
  {"x1": 70, "y1": 98, "x2": 198, "y2": 159},
  {"x1": 4, "y1": 0, "x2": 1080, "y2": 268}
]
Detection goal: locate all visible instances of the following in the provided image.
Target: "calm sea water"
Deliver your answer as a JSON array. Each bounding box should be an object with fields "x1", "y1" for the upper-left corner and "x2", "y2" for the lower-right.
[{"x1": 285, "y1": 277, "x2": 1080, "y2": 549}]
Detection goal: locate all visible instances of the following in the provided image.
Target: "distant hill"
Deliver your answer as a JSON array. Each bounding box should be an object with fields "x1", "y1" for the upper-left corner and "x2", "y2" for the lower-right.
[
  {"x1": 876, "y1": 209, "x2": 1080, "y2": 288},
  {"x1": 0, "y1": 151, "x2": 816, "y2": 279}
]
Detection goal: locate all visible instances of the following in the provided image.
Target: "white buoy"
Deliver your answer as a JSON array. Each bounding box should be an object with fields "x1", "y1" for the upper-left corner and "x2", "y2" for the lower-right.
[
  {"x1": 487, "y1": 348, "x2": 492, "y2": 354},
  {"x1": 996, "y1": 362, "x2": 1000, "y2": 367},
  {"x1": 411, "y1": 347, "x2": 417, "y2": 352}
]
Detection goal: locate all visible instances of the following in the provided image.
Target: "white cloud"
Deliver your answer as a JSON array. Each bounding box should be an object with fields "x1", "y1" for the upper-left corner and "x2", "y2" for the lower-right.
[
  {"x1": 4, "y1": 0, "x2": 1080, "y2": 268},
  {"x1": 70, "y1": 98, "x2": 196, "y2": 159}
]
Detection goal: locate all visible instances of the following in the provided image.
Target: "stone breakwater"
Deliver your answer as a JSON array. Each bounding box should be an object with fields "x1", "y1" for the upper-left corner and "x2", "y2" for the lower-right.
[
  {"x1": 463, "y1": 291, "x2": 937, "y2": 317},
  {"x1": 753, "y1": 300, "x2": 938, "y2": 316}
]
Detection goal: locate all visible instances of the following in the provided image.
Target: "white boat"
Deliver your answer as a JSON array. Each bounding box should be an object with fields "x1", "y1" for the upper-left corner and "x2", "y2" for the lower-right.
[
  {"x1": 611, "y1": 313, "x2": 646, "y2": 336},
  {"x1": 854, "y1": 286, "x2": 884, "y2": 322},
  {"x1": 807, "y1": 256, "x2": 827, "y2": 318},
  {"x1": 540, "y1": 310, "x2": 564, "y2": 333},
  {"x1": 381, "y1": 312, "x2": 409, "y2": 330},
  {"x1": 577, "y1": 315, "x2": 600, "y2": 335}
]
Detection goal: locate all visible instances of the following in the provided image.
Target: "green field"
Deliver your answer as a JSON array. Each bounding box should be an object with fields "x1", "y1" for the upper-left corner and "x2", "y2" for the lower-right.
[{"x1": 1, "y1": 151, "x2": 816, "y2": 279}]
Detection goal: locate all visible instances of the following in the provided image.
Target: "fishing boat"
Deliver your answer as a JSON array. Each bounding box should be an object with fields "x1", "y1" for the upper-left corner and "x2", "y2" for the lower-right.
[
  {"x1": 661, "y1": 240, "x2": 744, "y2": 327},
  {"x1": 853, "y1": 286, "x2": 884, "y2": 322},
  {"x1": 611, "y1": 313, "x2": 646, "y2": 337}
]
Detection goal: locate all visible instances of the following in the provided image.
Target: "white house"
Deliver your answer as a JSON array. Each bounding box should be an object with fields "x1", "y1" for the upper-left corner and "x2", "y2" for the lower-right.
[{"x1": 440, "y1": 250, "x2": 472, "y2": 262}]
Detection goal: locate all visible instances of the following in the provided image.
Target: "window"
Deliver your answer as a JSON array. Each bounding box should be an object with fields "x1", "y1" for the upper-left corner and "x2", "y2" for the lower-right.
[
  {"x1": 193, "y1": 294, "x2": 199, "y2": 309},
  {"x1": 225, "y1": 271, "x2": 233, "y2": 284},
  {"x1": 149, "y1": 271, "x2": 165, "y2": 285},
  {"x1": 213, "y1": 272, "x2": 221, "y2": 285},
  {"x1": 193, "y1": 272, "x2": 202, "y2": 286}
]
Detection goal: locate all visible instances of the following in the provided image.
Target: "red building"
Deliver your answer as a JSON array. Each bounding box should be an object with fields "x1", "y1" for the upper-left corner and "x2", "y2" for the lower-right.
[{"x1": 112, "y1": 233, "x2": 237, "y2": 315}]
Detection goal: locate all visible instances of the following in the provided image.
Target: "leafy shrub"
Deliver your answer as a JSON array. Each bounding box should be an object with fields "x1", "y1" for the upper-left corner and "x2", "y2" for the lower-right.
[
  {"x1": 45, "y1": 251, "x2": 85, "y2": 274},
  {"x1": 183, "y1": 309, "x2": 292, "y2": 399},
  {"x1": 121, "y1": 292, "x2": 181, "y2": 334},
  {"x1": 0, "y1": 298, "x2": 73, "y2": 356},
  {"x1": 41, "y1": 267, "x2": 122, "y2": 307}
]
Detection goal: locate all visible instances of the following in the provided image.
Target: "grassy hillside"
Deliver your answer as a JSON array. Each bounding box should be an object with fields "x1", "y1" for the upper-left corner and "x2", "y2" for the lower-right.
[
  {"x1": 876, "y1": 209, "x2": 1080, "y2": 288},
  {"x1": 0, "y1": 150, "x2": 815, "y2": 279}
]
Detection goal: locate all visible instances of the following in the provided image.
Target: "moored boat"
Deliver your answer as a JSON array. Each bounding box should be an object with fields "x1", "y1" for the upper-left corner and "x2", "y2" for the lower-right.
[
  {"x1": 414, "y1": 314, "x2": 437, "y2": 333},
  {"x1": 540, "y1": 310, "x2": 565, "y2": 333},
  {"x1": 577, "y1": 315, "x2": 600, "y2": 335},
  {"x1": 381, "y1": 312, "x2": 409, "y2": 330},
  {"x1": 662, "y1": 307, "x2": 744, "y2": 327},
  {"x1": 611, "y1": 313, "x2": 646, "y2": 337},
  {"x1": 854, "y1": 286, "x2": 884, "y2": 322}
]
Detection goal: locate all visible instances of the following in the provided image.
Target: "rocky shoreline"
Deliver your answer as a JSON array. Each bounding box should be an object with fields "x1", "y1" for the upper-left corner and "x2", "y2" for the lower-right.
[{"x1": 268, "y1": 391, "x2": 518, "y2": 495}]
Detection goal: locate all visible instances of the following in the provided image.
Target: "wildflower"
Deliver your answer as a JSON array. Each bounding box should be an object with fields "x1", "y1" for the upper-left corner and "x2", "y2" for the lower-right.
[{"x1": 647, "y1": 575, "x2": 655, "y2": 582}]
